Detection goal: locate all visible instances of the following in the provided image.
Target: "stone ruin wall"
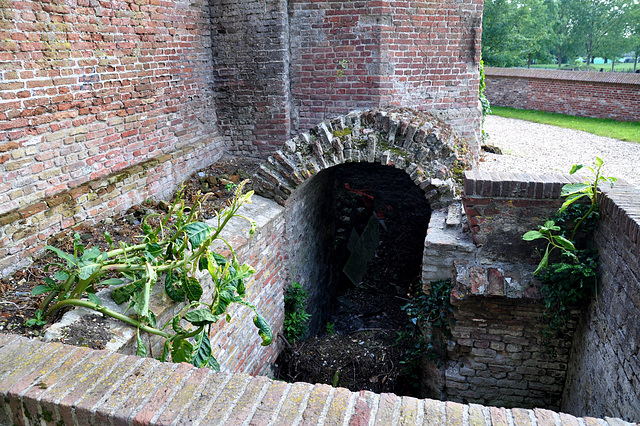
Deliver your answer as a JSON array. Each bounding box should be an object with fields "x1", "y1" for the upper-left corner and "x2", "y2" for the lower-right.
[{"x1": 0, "y1": 0, "x2": 483, "y2": 277}]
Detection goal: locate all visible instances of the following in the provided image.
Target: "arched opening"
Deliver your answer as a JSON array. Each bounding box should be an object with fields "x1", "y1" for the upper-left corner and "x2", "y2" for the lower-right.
[{"x1": 275, "y1": 162, "x2": 431, "y2": 396}]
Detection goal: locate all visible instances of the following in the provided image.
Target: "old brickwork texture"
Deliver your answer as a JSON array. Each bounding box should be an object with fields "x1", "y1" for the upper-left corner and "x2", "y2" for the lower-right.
[
  {"x1": 485, "y1": 67, "x2": 640, "y2": 122},
  {"x1": 0, "y1": 0, "x2": 224, "y2": 276}
]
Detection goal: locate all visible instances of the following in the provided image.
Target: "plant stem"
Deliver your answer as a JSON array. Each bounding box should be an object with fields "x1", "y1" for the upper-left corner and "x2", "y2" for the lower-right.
[{"x1": 46, "y1": 299, "x2": 171, "y2": 339}]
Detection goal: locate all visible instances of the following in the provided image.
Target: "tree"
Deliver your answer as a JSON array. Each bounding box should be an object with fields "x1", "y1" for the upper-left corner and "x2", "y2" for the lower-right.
[{"x1": 482, "y1": 0, "x2": 555, "y2": 67}]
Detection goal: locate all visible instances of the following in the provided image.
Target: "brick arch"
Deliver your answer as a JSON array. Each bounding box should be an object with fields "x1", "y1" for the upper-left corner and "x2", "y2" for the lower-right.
[{"x1": 252, "y1": 108, "x2": 473, "y2": 208}]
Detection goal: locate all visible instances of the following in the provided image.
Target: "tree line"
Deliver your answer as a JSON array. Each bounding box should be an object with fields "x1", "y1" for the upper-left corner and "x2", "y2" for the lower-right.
[{"x1": 482, "y1": 0, "x2": 640, "y2": 71}]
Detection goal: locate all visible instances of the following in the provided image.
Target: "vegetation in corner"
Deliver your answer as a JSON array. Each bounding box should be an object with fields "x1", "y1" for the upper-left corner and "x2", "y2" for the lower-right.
[
  {"x1": 491, "y1": 107, "x2": 640, "y2": 143},
  {"x1": 396, "y1": 279, "x2": 454, "y2": 388},
  {"x1": 523, "y1": 158, "x2": 615, "y2": 337},
  {"x1": 283, "y1": 282, "x2": 311, "y2": 342},
  {"x1": 28, "y1": 181, "x2": 273, "y2": 370},
  {"x1": 479, "y1": 58, "x2": 492, "y2": 143}
]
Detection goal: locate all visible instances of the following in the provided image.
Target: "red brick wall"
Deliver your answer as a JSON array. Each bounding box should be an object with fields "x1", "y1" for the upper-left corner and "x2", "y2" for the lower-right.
[
  {"x1": 289, "y1": 0, "x2": 483, "y2": 145},
  {"x1": 484, "y1": 68, "x2": 640, "y2": 122},
  {"x1": 0, "y1": 0, "x2": 223, "y2": 276}
]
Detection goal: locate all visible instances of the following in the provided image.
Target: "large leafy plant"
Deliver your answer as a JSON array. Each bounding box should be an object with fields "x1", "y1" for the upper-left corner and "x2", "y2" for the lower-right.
[
  {"x1": 31, "y1": 181, "x2": 272, "y2": 369},
  {"x1": 523, "y1": 158, "x2": 615, "y2": 337}
]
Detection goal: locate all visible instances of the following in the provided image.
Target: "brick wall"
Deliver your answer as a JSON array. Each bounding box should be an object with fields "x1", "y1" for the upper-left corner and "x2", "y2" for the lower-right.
[
  {"x1": 289, "y1": 0, "x2": 483, "y2": 147},
  {"x1": 211, "y1": 0, "x2": 483, "y2": 156},
  {"x1": 561, "y1": 184, "x2": 640, "y2": 421},
  {"x1": 2, "y1": 333, "x2": 620, "y2": 426},
  {"x1": 210, "y1": 0, "x2": 291, "y2": 155},
  {"x1": 0, "y1": 0, "x2": 224, "y2": 277},
  {"x1": 484, "y1": 68, "x2": 640, "y2": 122},
  {"x1": 456, "y1": 171, "x2": 640, "y2": 421}
]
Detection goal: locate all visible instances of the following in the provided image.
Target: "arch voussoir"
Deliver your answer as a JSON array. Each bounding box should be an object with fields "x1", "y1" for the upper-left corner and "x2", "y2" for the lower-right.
[{"x1": 253, "y1": 108, "x2": 473, "y2": 207}]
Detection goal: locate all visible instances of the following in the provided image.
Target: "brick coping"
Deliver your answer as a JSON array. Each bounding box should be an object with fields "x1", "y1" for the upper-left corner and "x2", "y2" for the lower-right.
[
  {"x1": 0, "y1": 334, "x2": 633, "y2": 425},
  {"x1": 485, "y1": 67, "x2": 640, "y2": 85}
]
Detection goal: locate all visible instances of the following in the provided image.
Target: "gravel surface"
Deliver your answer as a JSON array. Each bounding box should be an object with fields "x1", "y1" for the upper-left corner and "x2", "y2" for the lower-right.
[{"x1": 477, "y1": 115, "x2": 640, "y2": 188}]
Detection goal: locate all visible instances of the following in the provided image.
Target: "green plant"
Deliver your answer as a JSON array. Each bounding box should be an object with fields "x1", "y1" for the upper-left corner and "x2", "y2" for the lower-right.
[
  {"x1": 523, "y1": 158, "x2": 615, "y2": 337},
  {"x1": 31, "y1": 181, "x2": 272, "y2": 369},
  {"x1": 283, "y1": 282, "x2": 310, "y2": 342},
  {"x1": 396, "y1": 280, "x2": 454, "y2": 385},
  {"x1": 325, "y1": 322, "x2": 335, "y2": 335},
  {"x1": 224, "y1": 182, "x2": 237, "y2": 193},
  {"x1": 479, "y1": 58, "x2": 491, "y2": 143}
]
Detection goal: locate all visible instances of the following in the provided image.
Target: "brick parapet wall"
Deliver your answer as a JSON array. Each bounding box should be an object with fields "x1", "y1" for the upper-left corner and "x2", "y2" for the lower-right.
[
  {"x1": 484, "y1": 67, "x2": 640, "y2": 122},
  {"x1": 460, "y1": 170, "x2": 640, "y2": 422},
  {"x1": 0, "y1": 0, "x2": 224, "y2": 277},
  {"x1": 561, "y1": 184, "x2": 640, "y2": 421},
  {"x1": 0, "y1": 333, "x2": 629, "y2": 425}
]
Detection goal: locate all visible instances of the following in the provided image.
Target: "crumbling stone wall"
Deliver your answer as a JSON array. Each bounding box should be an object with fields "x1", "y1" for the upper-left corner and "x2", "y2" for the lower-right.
[{"x1": 0, "y1": 0, "x2": 223, "y2": 277}]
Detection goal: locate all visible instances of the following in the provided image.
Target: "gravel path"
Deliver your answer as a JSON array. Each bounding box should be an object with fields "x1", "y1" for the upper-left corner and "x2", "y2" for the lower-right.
[{"x1": 476, "y1": 115, "x2": 640, "y2": 188}]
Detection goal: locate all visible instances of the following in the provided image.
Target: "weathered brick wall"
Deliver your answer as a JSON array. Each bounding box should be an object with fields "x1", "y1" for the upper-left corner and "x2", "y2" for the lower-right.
[
  {"x1": 431, "y1": 172, "x2": 587, "y2": 410},
  {"x1": 457, "y1": 171, "x2": 640, "y2": 421},
  {"x1": 484, "y1": 68, "x2": 640, "y2": 122},
  {"x1": 561, "y1": 183, "x2": 640, "y2": 422},
  {"x1": 0, "y1": 0, "x2": 224, "y2": 277},
  {"x1": 3, "y1": 333, "x2": 622, "y2": 426},
  {"x1": 289, "y1": 0, "x2": 483, "y2": 150},
  {"x1": 210, "y1": 0, "x2": 291, "y2": 155}
]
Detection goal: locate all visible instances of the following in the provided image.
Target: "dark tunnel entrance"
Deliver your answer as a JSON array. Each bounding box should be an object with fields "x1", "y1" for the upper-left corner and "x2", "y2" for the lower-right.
[{"x1": 275, "y1": 162, "x2": 432, "y2": 396}]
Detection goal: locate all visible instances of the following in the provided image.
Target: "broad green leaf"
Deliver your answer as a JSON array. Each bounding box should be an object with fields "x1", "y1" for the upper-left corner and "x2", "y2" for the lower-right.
[
  {"x1": 46, "y1": 245, "x2": 77, "y2": 267},
  {"x1": 165, "y1": 270, "x2": 186, "y2": 303},
  {"x1": 31, "y1": 285, "x2": 54, "y2": 296},
  {"x1": 522, "y1": 231, "x2": 544, "y2": 241},
  {"x1": 82, "y1": 246, "x2": 102, "y2": 262},
  {"x1": 184, "y1": 309, "x2": 219, "y2": 327},
  {"x1": 136, "y1": 329, "x2": 148, "y2": 358},
  {"x1": 87, "y1": 292, "x2": 102, "y2": 306},
  {"x1": 253, "y1": 313, "x2": 273, "y2": 346},
  {"x1": 171, "y1": 339, "x2": 194, "y2": 363},
  {"x1": 208, "y1": 355, "x2": 220, "y2": 372},
  {"x1": 184, "y1": 222, "x2": 214, "y2": 249},
  {"x1": 231, "y1": 264, "x2": 256, "y2": 282},
  {"x1": 78, "y1": 262, "x2": 100, "y2": 280},
  {"x1": 553, "y1": 236, "x2": 575, "y2": 251},
  {"x1": 569, "y1": 164, "x2": 584, "y2": 174},
  {"x1": 558, "y1": 193, "x2": 586, "y2": 213},
  {"x1": 135, "y1": 263, "x2": 156, "y2": 320},
  {"x1": 595, "y1": 157, "x2": 603, "y2": 167},
  {"x1": 191, "y1": 328, "x2": 213, "y2": 368},
  {"x1": 98, "y1": 278, "x2": 124, "y2": 286},
  {"x1": 112, "y1": 283, "x2": 136, "y2": 304},
  {"x1": 561, "y1": 183, "x2": 590, "y2": 197},
  {"x1": 212, "y1": 252, "x2": 227, "y2": 265},
  {"x1": 44, "y1": 277, "x2": 56, "y2": 287},
  {"x1": 185, "y1": 277, "x2": 203, "y2": 302},
  {"x1": 145, "y1": 242, "x2": 163, "y2": 259},
  {"x1": 54, "y1": 271, "x2": 69, "y2": 282}
]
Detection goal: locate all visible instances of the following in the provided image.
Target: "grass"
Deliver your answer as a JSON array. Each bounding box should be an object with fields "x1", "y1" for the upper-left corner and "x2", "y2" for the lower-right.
[
  {"x1": 490, "y1": 107, "x2": 640, "y2": 143},
  {"x1": 528, "y1": 62, "x2": 638, "y2": 73}
]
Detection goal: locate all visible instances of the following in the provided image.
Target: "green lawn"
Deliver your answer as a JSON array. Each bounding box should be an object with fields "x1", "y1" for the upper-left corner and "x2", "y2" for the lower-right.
[
  {"x1": 490, "y1": 107, "x2": 640, "y2": 143},
  {"x1": 528, "y1": 63, "x2": 638, "y2": 72}
]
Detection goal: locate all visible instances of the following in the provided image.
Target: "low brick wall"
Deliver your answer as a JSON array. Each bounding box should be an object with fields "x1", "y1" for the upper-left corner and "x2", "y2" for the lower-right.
[
  {"x1": 484, "y1": 67, "x2": 640, "y2": 122},
  {"x1": 0, "y1": 334, "x2": 627, "y2": 425}
]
